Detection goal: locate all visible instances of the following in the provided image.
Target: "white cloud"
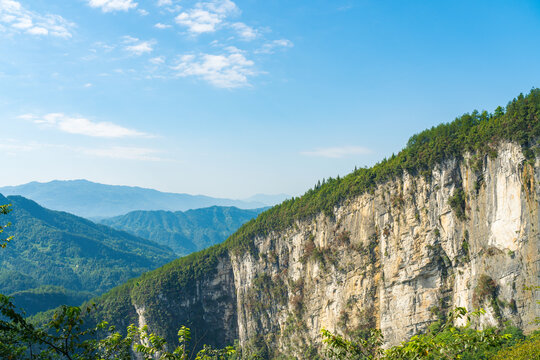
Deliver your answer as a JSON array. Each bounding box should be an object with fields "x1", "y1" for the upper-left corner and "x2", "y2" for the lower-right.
[
  {"x1": 26, "y1": 26, "x2": 47, "y2": 35},
  {"x1": 124, "y1": 39, "x2": 155, "y2": 55},
  {"x1": 172, "y1": 50, "x2": 255, "y2": 88},
  {"x1": 230, "y1": 22, "x2": 257, "y2": 40},
  {"x1": 301, "y1": 146, "x2": 371, "y2": 159},
  {"x1": 87, "y1": 0, "x2": 137, "y2": 12},
  {"x1": 83, "y1": 146, "x2": 166, "y2": 161},
  {"x1": 175, "y1": 0, "x2": 238, "y2": 34},
  {"x1": 83, "y1": 83, "x2": 93, "y2": 87},
  {"x1": 149, "y1": 56, "x2": 165, "y2": 64},
  {"x1": 154, "y1": 22, "x2": 171, "y2": 29},
  {"x1": 0, "y1": 0, "x2": 74, "y2": 38},
  {"x1": 137, "y1": 8, "x2": 149, "y2": 16},
  {"x1": 121, "y1": 35, "x2": 139, "y2": 43},
  {"x1": 24, "y1": 113, "x2": 150, "y2": 138},
  {"x1": 256, "y1": 39, "x2": 294, "y2": 54},
  {"x1": 157, "y1": 0, "x2": 172, "y2": 5}
]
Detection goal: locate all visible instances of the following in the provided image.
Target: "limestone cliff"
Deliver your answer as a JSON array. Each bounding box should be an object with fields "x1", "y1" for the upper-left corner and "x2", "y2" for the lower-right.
[
  {"x1": 111, "y1": 141, "x2": 538, "y2": 358},
  {"x1": 231, "y1": 142, "x2": 538, "y2": 356}
]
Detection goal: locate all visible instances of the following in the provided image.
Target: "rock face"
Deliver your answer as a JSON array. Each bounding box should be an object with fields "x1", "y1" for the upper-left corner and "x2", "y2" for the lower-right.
[{"x1": 124, "y1": 142, "x2": 538, "y2": 357}]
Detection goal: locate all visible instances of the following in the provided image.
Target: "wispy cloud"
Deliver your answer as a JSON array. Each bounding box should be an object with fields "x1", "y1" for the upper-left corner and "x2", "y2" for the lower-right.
[
  {"x1": 156, "y1": 0, "x2": 172, "y2": 6},
  {"x1": 125, "y1": 40, "x2": 154, "y2": 55},
  {"x1": 0, "y1": 139, "x2": 166, "y2": 162},
  {"x1": 87, "y1": 0, "x2": 137, "y2": 12},
  {"x1": 83, "y1": 146, "x2": 167, "y2": 161},
  {"x1": 256, "y1": 39, "x2": 294, "y2": 54},
  {"x1": 122, "y1": 36, "x2": 155, "y2": 55},
  {"x1": 230, "y1": 22, "x2": 257, "y2": 40},
  {"x1": 0, "y1": 141, "x2": 42, "y2": 153},
  {"x1": 149, "y1": 56, "x2": 165, "y2": 64},
  {"x1": 172, "y1": 49, "x2": 255, "y2": 88},
  {"x1": 154, "y1": 22, "x2": 171, "y2": 29},
  {"x1": 301, "y1": 146, "x2": 371, "y2": 158},
  {"x1": 0, "y1": 0, "x2": 75, "y2": 38},
  {"x1": 23, "y1": 113, "x2": 151, "y2": 138},
  {"x1": 175, "y1": 0, "x2": 238, "y2": 34},
  {"x1": 137, "y1": 8, "x2": 149, "y2": 16}
]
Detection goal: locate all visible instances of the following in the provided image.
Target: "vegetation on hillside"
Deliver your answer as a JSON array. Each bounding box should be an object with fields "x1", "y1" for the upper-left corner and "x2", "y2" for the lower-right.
[
  {"x1": 82, "y1": 89, "x2": 540, "y2": 354},
  {"x1": 227, "y1": 89, "x2": 540, "y2": 253},
  {"x1": 322, "y1": 308, "x2": 540, "y2": 360},
  {"x1": 0, "y1": 194, "x2": 176, "y2": 316},
  {"x1": 1, "y1": 293, "x2": 235, "y2": 359},
  {"x1": 99, "y1": 206, "x2": 266, "y2": 255},
  {"x1": 3, "y1": 90, "x2": 539, "y2": 358}
]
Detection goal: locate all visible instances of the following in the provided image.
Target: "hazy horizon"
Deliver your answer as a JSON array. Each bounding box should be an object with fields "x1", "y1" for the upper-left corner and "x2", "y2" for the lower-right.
[{"x1": 1, "y1": 0, "x2": 540, "y2": 198}]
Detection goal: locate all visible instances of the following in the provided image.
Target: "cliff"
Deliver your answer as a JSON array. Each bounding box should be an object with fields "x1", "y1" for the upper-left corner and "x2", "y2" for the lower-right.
[
  {"x1": 88, "y1": 90, "x2": 540, "y2": 358},
  {"x1": 231, "y1": 141, "x2": 539, "y2": 356}
]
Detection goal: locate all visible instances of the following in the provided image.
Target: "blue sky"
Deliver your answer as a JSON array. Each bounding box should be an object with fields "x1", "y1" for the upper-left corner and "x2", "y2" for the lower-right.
[{"x1": 1, "y1": 0, "x2": 539, "y2": 198}]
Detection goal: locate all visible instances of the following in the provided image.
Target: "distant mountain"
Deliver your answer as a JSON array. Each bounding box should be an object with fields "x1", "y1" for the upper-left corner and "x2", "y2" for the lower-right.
[
  {"x1": 99, "y1": 206, "x2": 267, "y2": 255},
  {"x1": 0, "y1": 193, "x2": 176, "y2": 316},
  {"x1": 0, "y1": 180, "x2": 272, "y2": 218}
]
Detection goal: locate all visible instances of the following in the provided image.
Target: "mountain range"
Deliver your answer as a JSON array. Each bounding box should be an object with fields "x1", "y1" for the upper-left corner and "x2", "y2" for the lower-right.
[
  {"x1": 0, "y1": 193, "x2": 176, "y2": 315},
  {"x1": 0, "y1": 180, "x2": 288, "y2": 218},
  {"x1": 99, "y1": 206, "x2": 267, "y2": 255},
  {"x1": 0, "y1": 193, "x2": 264, "y2": 316}
]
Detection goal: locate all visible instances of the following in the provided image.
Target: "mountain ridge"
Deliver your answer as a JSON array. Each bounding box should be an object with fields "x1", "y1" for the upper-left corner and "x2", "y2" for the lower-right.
[
  {"x1": 0, "y1": 193, "x2": 176, "y2": 316},
  {"x1": 82, "y1": 89, "x2": 540, "y2": 358},
  {"x1": 99, "y1": 206, "x2": 268, "y2": 255},
  {"x1": 0, "y1": 179, "x2": 284, "y2": 218}
]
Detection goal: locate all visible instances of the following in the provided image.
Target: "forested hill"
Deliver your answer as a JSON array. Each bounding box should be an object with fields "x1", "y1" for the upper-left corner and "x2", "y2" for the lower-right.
[
  {"x1": 0, "y1": 194, "x2": 176, "y2": 316},
  {"x1": 0, "y1": 180, "x2": 270, "y2": 218},
  {"x1": 99, "y1": 206, "x2": 267, "y2": 255},
  {"x1": 83, "y1": 89, "x2": 540, "y2": 357}
]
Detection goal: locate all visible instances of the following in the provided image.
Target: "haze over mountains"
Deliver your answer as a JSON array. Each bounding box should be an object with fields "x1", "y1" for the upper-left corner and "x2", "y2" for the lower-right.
[
  {"x1": 0, "y1": 193, "x2": 266, "y2": 316},
  {"x1": 0, "y1": 180, "x2": 289, "y2": 219}
]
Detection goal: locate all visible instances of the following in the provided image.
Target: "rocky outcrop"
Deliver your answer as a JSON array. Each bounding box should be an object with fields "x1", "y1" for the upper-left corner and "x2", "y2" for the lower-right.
[{"x1": 125, "y1": 142, "x2": 538, "y2": 358}]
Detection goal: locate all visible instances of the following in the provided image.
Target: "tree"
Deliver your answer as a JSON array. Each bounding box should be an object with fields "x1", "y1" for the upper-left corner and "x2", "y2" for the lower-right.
[
  {"x1": 322, "y1": 308, "x2": 521, "y2": 360},
  {"x1": 0, "y1": 204, "x2": 13, "y2": 248},
  {"x1": 0, "y1": 205, "x2": 235, "y2": 359}
]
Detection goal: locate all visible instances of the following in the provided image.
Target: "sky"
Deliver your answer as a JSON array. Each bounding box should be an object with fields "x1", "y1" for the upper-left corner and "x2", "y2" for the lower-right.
[{"x1": 1, "y1": 0, "x2": 540, "y2": 199}]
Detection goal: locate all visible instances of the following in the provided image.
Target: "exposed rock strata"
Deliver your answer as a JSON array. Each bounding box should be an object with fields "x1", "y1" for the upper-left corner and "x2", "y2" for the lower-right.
[{"x1": 127, "y1": 142, "x2": 539, "y2": 357}]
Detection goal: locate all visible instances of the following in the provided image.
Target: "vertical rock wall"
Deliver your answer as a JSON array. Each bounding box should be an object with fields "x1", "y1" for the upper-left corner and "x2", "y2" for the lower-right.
[
  {"x1": 230, "y1": 142, "x2": 539, "y2": 356},
  {"x1": 127, "y1": 142, "x2": 538, "y2": 358}
]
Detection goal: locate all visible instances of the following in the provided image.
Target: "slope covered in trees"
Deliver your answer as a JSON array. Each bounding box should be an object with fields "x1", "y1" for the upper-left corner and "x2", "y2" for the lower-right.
[
  {"x1": 99, "y1": 206, "x2": 267, "y2": 255},
  {"x1": 82, "y1": 89, "x2": 540, "y2": 357},
  {"x1": 0, "y1": 194, "x2": 176, "y2": 316}
]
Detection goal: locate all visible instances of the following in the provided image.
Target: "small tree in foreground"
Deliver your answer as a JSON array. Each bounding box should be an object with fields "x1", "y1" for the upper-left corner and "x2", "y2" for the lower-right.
[
  {"x1": 0, "y1": 296, "x2": 235, "y2": 359},
  {"x1": 0, "y1": 204, "x2": 235, "y2": 360}
]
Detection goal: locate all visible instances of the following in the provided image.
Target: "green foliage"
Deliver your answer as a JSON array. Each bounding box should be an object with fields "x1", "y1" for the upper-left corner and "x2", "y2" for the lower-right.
[
  {"x1": 10, "y1": 285, "x2": 92, "y2": 317},
  {"x1": 321, "y1": 328, "x2": 383, "y2": 359},
  {"x1": 246, "y1": 274, "x2": 288, "y2": 313},
  {"x1": 322, "y1": 308, "x2": 527, "y2": 360},
  {"x1": 100, "y1": 206, "x2": 266, "y2": 256},
  {"x1": 0, "y1": 194, "x2": 175, "y2": 315},
  {"x1": 0, "y1": 292, "x2": 235, "y2": 359},
  {"x1": 448, "y1": 187, "x2": 467, "y2": 220},
  {"x1": 473, "y1": 275, "x2": 498, "y2": 308},
  {"x1": 36, "y1": 89, "x2": 540, "y2": 357},
  {"x1": 491, "y1": 331, "x2": 540, "y2": 360},
  {"x1": 0, "y1": 203, "x2": 13, "y2": 248},
  {"x1": 226, "y1": 89, "x2": 540, "y2": 254}
]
